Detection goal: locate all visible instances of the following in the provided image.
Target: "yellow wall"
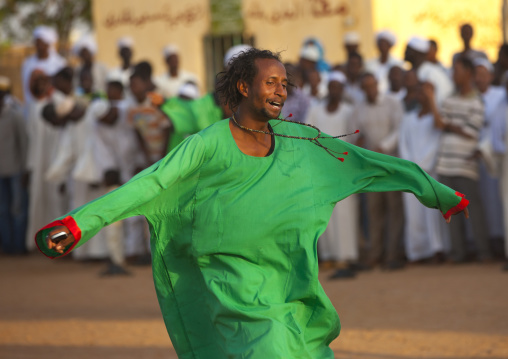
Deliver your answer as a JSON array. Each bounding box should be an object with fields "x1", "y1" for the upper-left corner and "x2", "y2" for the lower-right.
[
  {"x1": 371, "y1": 0, "x2": 503, "y2": 67},
  {"x1": 92, "y1": 0, "x2": 210, "y2": 90},
  {"x1": 243, "y1": 0, "x2": 375, "y2": 65}
]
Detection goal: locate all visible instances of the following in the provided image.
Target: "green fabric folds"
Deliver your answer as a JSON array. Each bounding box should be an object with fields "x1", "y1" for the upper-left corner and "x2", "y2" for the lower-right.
[{"x1": 36, "y1": 119, "x2": 463, "y2": 359}]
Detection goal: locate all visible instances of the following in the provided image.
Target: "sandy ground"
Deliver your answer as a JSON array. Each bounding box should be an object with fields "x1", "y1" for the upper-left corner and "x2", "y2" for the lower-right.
[{"x1": 1, "y1": 253, "x2": 507, "y2": 359}]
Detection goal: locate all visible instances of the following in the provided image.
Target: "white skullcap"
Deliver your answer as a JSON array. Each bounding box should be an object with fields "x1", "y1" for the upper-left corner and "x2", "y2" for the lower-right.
[
  {"x1": 163, "y1": 44, "x2": 179, "y2": 58},
  {"x1": 117, "y1": 36, "x2": 134, "y2": 49},
  {"x1": 178, "y1": 82, "x2": 199, "y2": 99},
  {"x1": 407, "y1": 36, "x2": 430, "y2": 53},
  {"x1": 343, "y1": 31, "x2": 360, "y2": 45},
  {"x1": 106, "y1": 71, "x2": 127, "y2": 83},
  {"x1": 328, "y1": 71, "x2": 347, "y2": 85},
  {"x1": 376, "y1": 30, "x2": 397, "y2": 46},
  {"x1": 73, "y1": 34, "x2": 97, "y2": 55},
  {"x1": 0, "y1": 76, "x2": 11, "y2": 91},
  {"x1": 224, "y1": 44, "x2": 252, "y2": 67},
  {"x1": 33, "y1": 26, "x2": 58, "y2": 45},
  {"x1": 300, "y1": 45, "x2": 320, "y2": 62},
  {"x1": 474, "y1": 58, "x2": 494, "y2": 73}
]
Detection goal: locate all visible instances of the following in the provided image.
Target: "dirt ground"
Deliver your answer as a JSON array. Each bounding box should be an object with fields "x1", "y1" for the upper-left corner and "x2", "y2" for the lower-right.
[{"x1": 1, "y1": 253, "x2": 507, "y2": 359}]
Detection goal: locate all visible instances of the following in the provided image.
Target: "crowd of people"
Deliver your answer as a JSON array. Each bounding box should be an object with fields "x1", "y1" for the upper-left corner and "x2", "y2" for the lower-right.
[{"x1": 1, "y1": 22, "x2": 508, "y2": 277}]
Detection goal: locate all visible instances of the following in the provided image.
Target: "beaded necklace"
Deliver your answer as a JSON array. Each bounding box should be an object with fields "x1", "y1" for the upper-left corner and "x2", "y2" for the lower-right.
[{"x1": 231, "y1": 113, "x2": 359, "y2": 162}]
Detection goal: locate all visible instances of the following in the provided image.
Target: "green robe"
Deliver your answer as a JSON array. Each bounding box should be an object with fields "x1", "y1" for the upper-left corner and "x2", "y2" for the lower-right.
[
  {"x1": 36, "y1": 119, "x2": 467, "y2": 359},
  {"x1": 161, "y1": 93, "x2": 223, "y2": 153}
]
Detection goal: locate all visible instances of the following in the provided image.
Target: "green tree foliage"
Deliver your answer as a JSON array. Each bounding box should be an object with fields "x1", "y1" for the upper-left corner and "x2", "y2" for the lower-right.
[{"x1": 0, "y1": 0, "x2": 91, "y2": 46}]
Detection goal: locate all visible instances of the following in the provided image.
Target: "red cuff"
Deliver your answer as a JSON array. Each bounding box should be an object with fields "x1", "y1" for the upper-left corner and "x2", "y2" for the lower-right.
[
  {"x1": 442, "y1": 192, "x2": 469, "y2": 220},
  {"x1": 35, "y1": 216, "x2": 82, "y2": 259}
]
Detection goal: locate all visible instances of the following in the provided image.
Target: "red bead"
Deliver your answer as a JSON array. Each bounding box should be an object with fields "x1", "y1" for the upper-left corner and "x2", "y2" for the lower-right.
[
  {"x1": 354, "y1": 130, "x2": 360, "y2": 134},
  {"x1": 337, "y1": 158, "x2": 344, "y2": 162}
]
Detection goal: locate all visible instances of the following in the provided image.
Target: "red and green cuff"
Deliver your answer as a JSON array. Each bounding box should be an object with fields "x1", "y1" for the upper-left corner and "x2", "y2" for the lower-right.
[
  {"x1": 442, "y1": 192, "x2": 469, "y2": 220},
  {"x1": 34, "y1": 216, "x2": 82, "y2": 259}
]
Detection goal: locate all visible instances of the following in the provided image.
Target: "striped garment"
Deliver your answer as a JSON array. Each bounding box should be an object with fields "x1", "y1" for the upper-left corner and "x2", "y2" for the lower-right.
[{"x1": 436, "y1": 91, "x2": 484, "y2": 180}]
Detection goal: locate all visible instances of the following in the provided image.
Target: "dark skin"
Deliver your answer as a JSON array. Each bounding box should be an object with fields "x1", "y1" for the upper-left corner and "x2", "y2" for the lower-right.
[
  {"x1": 377, "y1": 39, "x2": 391, "y2": 63},
  {"x1": 326, "y1": 80, "x2": 343, "y2": 113},
  {"x1": 404, "y1": 46, "x2": 427, "y2": 70},
  {"x1": 119, "y1": 47, "x2": 132, "y2": 70},
  {"x1": 229, "y1": 58, "x2": 288, "y2": 158},
  {"x1": 79, "y1": 48, "x2": 94, "y2": 68},
  {"x1": 388, "y1": 66, "x2": 404, "y2": 93},
  {"x1": 346, "y1": 56, "x2": 362, "y2": 83},
  {"x1": 34, "y1": 38, "x2": 49, "y2": 60},
  {"x1": 460, "y1": 24, "x2": 473, "y2": 51},
  {"x1": 165, "y1": 54, "x2": 179, "y2": 77},
  {"x1": 98, "y1": 83, "x2": 123, "y2": 126}
]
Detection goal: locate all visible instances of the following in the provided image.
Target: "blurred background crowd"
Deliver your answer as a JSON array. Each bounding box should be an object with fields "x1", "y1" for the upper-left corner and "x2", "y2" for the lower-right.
[{"x1": 1, "y1": 0, "x2": 508, "y2": 278}]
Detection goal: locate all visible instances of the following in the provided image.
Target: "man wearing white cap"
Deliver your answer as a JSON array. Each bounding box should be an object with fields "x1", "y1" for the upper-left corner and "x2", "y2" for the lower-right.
[
  {"x1": 343, "y1": 31, "x2": 360, "y2": 59},
  {"x1": 305, "y1": 71, "x2": 359, "y2": 277},
  {"x1": 108, "y1": 36, "x2": 135, "y2": 87},
  {"x1": 365, "y1": 30, "x2": 404, "y2": 94},
  {"x1": 21, "y1": 26, "x2": 67, "y2": 105},
  {"x1": 73, "y1": 34, "x2": 109, "y2": 94},
  {"x1": 473, "y1": 58, "x2": 505, "y2": 246},
  {"x1": 299, "y1": 44, "x2": 329, "y2": 102},
  {"x1": 155, "y1": 44, "x2": 199, "y2": 99},
  {"x1": 405, "y1": 36, "x2": 453, "y2": 106}
]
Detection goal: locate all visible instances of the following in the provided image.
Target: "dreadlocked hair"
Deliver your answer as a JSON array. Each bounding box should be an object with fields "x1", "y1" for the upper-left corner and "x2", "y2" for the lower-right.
[{"x1": 215, "y1": 48, "x2": 282, "y2": 112}]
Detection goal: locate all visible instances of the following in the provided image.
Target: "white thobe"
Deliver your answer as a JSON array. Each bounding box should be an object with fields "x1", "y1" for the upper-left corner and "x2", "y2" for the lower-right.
[
  {"x1": 306, "y1": 102, "x2": 359, "y2": 262},
  {"x1": 45, "y1": 98, "x2": 110, "y2": 259},
  {"x1": 365, "y1": 55, "x2": 404, "y2": 94},
  {"x1": 25, "y1": 98, "x2": 65, "y2": 250},
  {"x1": 399, "y1": 110, "x2": 450, "y2": 261},
  {"x1": 155, "y1": 70, "x2": 199, "y2": 99},
  {"x1": 478, "y1": 86, "x2": 505, "y2": 239},
  {"x1": 74, "y1": 62, "x2": 110, "y2": 94}
]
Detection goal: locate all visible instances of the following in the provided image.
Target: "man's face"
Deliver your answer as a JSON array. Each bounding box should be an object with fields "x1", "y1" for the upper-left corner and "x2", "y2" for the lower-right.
[
  {"x1": 79, "y1": 48, "x2": 93, "y2": 65},
  {"x1": 361, "y1": 75, "x2": 378, "y2": 103},
  {"x1": 129, "y1": 76, "x2": 147, "y2": 101},
  {"x1": 328, "y1": 81, "x2": 344, "y2": 102},
  {"x1": 107, "y1": 83, "x2": 123, "y2": 100},
  {"x1": 347, "y1": 57, "x2": 362, "y2": 78},
  {"x1": 377, "y1": 39, "x2": 391, "y2": 57},
  {"x1": 461, "y1": 25, "x2": 473, "y2": 44},
  {"x1": 119, "y1": 47, "x2": 132, "y2": 63},
  {"x1": 388, "y1": 66, "x2": 404, "y2": 92},
  {"x1": 474, "y1": 65, "x2": 491, "y2": 93},
  {"x1": 34, "y1": 38, "x2": 50, "y2": 59},
  {"x1": 166, "y1": 54, "x2": 179, "y2": 71},
  {"x1": 79, "y1": 70, "x2": 93, "y2": 93},
  {"x1": 452, "y1": 62, "x2": 470, "y2": 87},
  {"x1": 299, "y1": 58, "x2": 317, "y2": 72},
  {"x1": 345, "y1": 44, "x2": 358, "y2": 55},
  {"x1": 244, "y1": 58, "x2": 288, "y2": 120}
]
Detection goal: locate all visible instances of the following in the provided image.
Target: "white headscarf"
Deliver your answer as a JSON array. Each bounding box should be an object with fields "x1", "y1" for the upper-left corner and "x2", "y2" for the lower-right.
[
  {"x1": 407, "y1": 36, "x2": 430, "y2": 53},
  {"x1": 33, "y1": 26, "x2": 58, "y2": 46},
  {"x1": 223, "y1": 44, "x2": 252, "y2": 67},
  {"x1": 73, "y1": 34, "x2": 98, "y2": 55},
  {"x1": 163, "y1": 44, "x2": 179, "y2": 58},
  {"x1": 117, "y1": 36, "x2": 134, "y2": 49},
  {"x1": 328, "y1": 71, "x2": 347, "y2": 85},
  {"x1": 376, "y1": 30, "x2": 397, "y2": 46}
]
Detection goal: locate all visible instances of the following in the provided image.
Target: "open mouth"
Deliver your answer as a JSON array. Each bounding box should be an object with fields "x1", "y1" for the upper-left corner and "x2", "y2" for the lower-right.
[{"x1": 267, "y1": 100, "x2": 283, "y2": 109}]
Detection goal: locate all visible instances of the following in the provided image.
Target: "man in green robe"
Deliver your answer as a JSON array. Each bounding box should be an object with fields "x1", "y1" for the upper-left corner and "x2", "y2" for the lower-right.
[{"x1": 37, "y1": 49, "x2": 468, "y2": 359}]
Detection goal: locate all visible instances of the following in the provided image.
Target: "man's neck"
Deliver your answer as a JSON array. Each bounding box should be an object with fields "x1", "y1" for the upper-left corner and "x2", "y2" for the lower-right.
[
  {"x1": 169, "y1": 68, "x2": 178, "y2": 77},
  {"x1": 122, "y1": 62, "x2": 130, "y2": 70},
  {"x1": 412, "y1": 58, "x2": 425, "y2": 70},
  {"x1": 458, "y1": 82, "x2": 474, "y2": 96},
  {"x1": 379, "y1": 53, "x2": 389, "y2": 64},
  {"x1": 326, "y1": 98, "x2": 340, "y2": 112}
]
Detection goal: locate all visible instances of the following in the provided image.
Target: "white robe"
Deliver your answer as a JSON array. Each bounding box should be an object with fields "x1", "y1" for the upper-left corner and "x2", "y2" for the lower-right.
[
  {"x1": 398, "y1": 110, "x2": 450, "y2": 261},
  {"x1": 365, "y1": 55, "x2": 404, "y2": 94},
  {"x1": 478, "y1": 86, "x2": 505, "y2": 239},
  {"x1": 155, "y1": 70, "x2": 199, "y2": 99},
  {"x1": 45, "y1": 98, "x2": 109, "y2": 259},
  {"x1": 306, "y1": 101, "x2": 359, "y2": 262},
  {"x1": 25, "y1": 99, "x2": 65, "y2": 250},
  {"x1": 21, "y1": 51, "x2": 67, "y2": 104}
]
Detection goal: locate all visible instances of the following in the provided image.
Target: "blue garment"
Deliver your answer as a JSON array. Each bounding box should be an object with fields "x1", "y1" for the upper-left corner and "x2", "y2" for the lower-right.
[
  {"x1": 0, "y1": 173, "x2": 28, "y2": 253},
  {"x1": 303, "y1": 38, "x2": 330, "y2": 73}
]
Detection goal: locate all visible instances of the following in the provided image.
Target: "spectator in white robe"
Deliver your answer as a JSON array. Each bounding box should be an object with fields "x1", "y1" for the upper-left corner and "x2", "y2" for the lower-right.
[
  {"x1": 155, "y1": 45, "x2": 199, "y2": 99},
  {"x1": 452, "y1": 23, "x2": 488, "y2": 65},
  {"x1": 45, "y1": 67, "x2": 109, "y2": 261},
  {"x1": 299, "y1": 44, "x2": 328, "y2": 103},
  {"x1": 92, "y1": 79, "x2": 131, "y2": 275},
  {"x1": 21, "y1": 26, "x2": 66, "y2": 106},
  {"x1": 388, "y1": 65, "x2": 406, "y2": 101},
  {"x1": 427, "y1": 40, "x2": 449, "y2": 75},
  {"x1": 473, "y1": 58, "x2": 505, "y2": 247},
  {"x1": 24, "y1": 68, "x2": 69, "y2": 250},
  {"x1": 399, "y1": 82, "x2": 450, "y2": 262},
  {"x1": 344, "y1": 52, "x2": 365, "y2": 105},
  {"x1": 365, "y1": 30, "x2": 404, "y2": 94},
  {"x1": 306, "y1": 71, "x2": 359, "y2": 278},
  {"x1": 72, "y1": 34, "x2": 109, "y2": 95},
  {"x1": 108, "y1": 37, "x2": 135, "y2": 87},
  {"x1": 404, "y1": 36, "x2": 453, "y2": 106}
]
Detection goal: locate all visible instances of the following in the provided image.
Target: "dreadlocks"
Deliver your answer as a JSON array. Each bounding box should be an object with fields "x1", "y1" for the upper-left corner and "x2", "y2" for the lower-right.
[{"x1": 215, "y1": 48, "x2": 282, "y2": 112}]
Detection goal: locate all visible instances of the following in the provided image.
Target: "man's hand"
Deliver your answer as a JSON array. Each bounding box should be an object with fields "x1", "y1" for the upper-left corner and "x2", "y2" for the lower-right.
[
  {"x1": 46, "y1": 226, "x2": 75, "y2": 254},
  {"x1": 446, "y1": 207, "x2": 469, "y2": 224}
]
